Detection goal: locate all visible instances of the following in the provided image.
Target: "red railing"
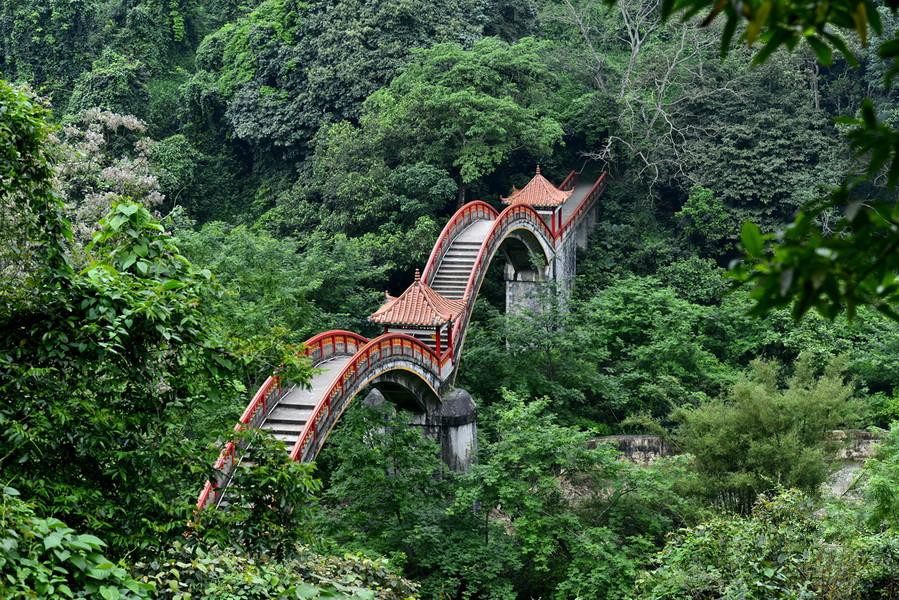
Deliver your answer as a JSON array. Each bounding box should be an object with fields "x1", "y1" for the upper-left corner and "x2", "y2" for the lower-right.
[
  {"x1": 288, "y1": 333, "x2": 445, "y2": 462},
  {"x1": 197, "y1": 329, "x2": 370, "y2": 509},
  {"x1": 302, "y1": 330, "x2": 369, "y2": 362},
  {"x1": 421, "y1": 201, "x2": 498, "y2": 282},
  {"x1": 559, "y1": 169, "x2": 577, "y2": 191},
  {"x1": 197, "y1": 375, "x2": 283, "y2": 509}
]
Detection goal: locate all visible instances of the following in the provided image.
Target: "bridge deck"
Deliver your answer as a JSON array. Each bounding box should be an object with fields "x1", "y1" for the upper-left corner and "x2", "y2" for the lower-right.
[
  {"x1": 457, "y1": 219, "x2": 493, "y2": 242},
  {"x1": 200, "y1": 167, "x2": 609, "y2": 510},
  {"x1": 561, "y1": 175, "x2": 600, "y2": 224},
  {"x1": 262, "y1": 356, "x2": 352, "y2": 448}
]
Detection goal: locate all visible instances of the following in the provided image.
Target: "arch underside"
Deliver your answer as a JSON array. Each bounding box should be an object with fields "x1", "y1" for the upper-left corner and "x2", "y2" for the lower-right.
[
  {"x1": 295, "y1": 359, "x2": 442, "y2": 462},
  {"x1": 500, "y1": 230, "x2": 551, "y2": 277}
]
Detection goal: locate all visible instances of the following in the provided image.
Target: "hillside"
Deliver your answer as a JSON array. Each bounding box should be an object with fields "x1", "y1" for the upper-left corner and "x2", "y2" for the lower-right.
[{"x1": 2, "y1": 0, "x2": 899, "y2": 597}]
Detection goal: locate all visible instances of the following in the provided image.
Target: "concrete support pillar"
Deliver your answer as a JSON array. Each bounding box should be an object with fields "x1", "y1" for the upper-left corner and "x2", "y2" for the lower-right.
[
  {"x1": 552, "y1": 236, "x2": 577, "y2": 298},
  {"x1": 363, "y1": 388, "x2": 476, "y2": 472},
  {"x1": 505, "y1": 262, "x2": 545, "y2": 315},
  {"x1": 434, "y1": 388, "x2": 477, "y2": 472}
]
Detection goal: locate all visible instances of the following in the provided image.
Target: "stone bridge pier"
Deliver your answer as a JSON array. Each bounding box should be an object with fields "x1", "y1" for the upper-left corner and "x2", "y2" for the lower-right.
[
  {"x1": 364, "y1": 388, "x2": 477, "y2": 472},
  {"x1": 504, "y1": 201, "x2": 600, "y2": 315}
]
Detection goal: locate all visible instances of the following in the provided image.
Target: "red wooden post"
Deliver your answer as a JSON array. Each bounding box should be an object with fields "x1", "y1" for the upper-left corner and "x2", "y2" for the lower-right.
[
  {"x1": 446, "y1": 320, "x2": 454, "y2": 357},
  {"x1": 435, "y1": 325, "x2": 442, "y2": 355}
]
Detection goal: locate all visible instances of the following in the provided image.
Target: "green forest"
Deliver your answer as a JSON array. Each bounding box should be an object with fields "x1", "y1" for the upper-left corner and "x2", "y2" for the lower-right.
[{"x1": 3, "y1": 0, "x2": 899, "y2": 597}]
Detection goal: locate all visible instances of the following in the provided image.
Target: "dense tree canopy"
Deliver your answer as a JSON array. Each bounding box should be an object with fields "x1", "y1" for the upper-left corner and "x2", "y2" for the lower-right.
[{"x1": 3, "y1": 0, "x2": 899, "y2": 596}]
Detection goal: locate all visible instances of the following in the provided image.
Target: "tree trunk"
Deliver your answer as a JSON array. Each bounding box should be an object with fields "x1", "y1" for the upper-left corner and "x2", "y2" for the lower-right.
[
  {"x1": 810, "y1": 61, "x2": 820, "y2": 111},
  {"x1": 457, "y1": 180, "x2": 467, "y2": 208}
]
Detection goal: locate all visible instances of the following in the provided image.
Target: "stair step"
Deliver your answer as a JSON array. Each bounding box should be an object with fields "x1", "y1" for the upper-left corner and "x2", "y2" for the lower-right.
[
  {"x1": 263, "y1": 420, "x2": 306, "y2": 433},
  {"x1": 276, "y1": 400, "x2": 317, "y2": 410},
  {"x1": 433, "y1": 283, "x2": 467, "y2": 290},
  {"x1": 267, "y1": 407, "x2": 314, "y2": 421}
]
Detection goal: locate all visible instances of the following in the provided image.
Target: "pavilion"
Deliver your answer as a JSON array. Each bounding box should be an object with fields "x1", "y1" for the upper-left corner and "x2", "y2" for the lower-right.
[{"x1": 369, "y1": 269, "x2": 465, "y2": 356}]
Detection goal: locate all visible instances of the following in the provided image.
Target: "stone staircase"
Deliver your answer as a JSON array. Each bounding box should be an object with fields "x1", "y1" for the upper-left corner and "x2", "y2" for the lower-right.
[
  {"x1": 430, "y1": 220, "x2": 493, "y2": 300},
  {"x1": 216, "y1": 356, "x2": 353, "y2": 507}
]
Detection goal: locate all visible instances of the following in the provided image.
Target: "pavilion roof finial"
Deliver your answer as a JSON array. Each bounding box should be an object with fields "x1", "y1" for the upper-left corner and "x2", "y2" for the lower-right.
[
  {"x1": 414, "y1": 268, "x2": 421, "y2": 282},
  {"x1": 536, "y1": 164, "x2": 541, "y2": 175}
]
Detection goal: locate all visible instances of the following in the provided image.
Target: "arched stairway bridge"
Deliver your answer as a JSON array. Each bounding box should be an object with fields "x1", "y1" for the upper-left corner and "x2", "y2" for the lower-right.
[{"x1": 198, "y1": 169, "x2": 607, "y2": 509}]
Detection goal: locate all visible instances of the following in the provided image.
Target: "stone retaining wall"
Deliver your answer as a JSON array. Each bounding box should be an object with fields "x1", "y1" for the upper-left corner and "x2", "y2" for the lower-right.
[{"x1": 595, "y1": 429, "x2": 883, "y2": 465}]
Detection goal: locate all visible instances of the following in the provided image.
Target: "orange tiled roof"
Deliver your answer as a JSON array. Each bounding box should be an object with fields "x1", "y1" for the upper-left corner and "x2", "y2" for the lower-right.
[
  {"x1": 501, "y1": 165, "x2": 572, "y2": 207},
  {"x1": 370, "y1": 270, "x2": 466, "y2": 327}
]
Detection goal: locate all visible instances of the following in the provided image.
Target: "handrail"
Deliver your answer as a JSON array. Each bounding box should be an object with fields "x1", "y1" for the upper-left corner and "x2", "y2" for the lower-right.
[
  {"x1": 302, "y1": 330, "x2": 369, "y2": 363},
  {"x1": 197, "y1": 375, "x2": 282, "y2": 509},
  {"x1": 302, "y1": 330, "x2": 369, "y2": 354},
  {"x1": 421, "y1": 201, "x2": 498, "y2": 282},
  {"x1": 237, "y1": 375, "x2": 282, "y2": 427},
  {"x1": 559, "y1": 170, "x2": 577, "y2": 191},
  {"x1": 288, "y1": 332, "x2": 444, "y2": 462},
  {"x1": 196, "y1": 329, "x2": 369, "y2": 509}
]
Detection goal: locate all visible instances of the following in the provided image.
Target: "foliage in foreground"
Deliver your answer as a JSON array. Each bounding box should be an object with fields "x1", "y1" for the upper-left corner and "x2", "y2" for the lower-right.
[
  {"x1": 318, "y1": 393, "x2": 702, "y2": 600},
  {"x1": 0, "y1": 82, "x2": 241, "y2": 557},
  {"x1": 135, "y1": 542, "x2": 417, "y2": 600},
  {"x1": 0, "y1": 487, "x2": 151, "y2": 599}
]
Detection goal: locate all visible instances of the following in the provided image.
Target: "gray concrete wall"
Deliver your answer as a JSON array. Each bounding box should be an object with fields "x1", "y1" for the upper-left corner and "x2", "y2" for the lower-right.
[
  {"x1": 364, "y1": 388, "x2": 477, "y2": 472},
  {"x1": 592, "y1": 435, "x2": 676, "y2": 465},
  {"x1": 505, "y1": 273, "x2": 544, "y2": 315},
  {"x1": 553, "y1": 235, "x2": 577, "y2": 294},
  {"x1": 593, "y1": 430, "x2": 884, "y2": 468}
]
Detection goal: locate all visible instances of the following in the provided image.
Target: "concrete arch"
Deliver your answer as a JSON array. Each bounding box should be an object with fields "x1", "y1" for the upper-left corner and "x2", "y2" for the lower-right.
[
  {"x1": 290, "y1": 335, "x2": 447, "y2": 463},
  {"x1": 500, "y1": 227, "x2": 553, "y2": 274},
  {"x1": 440, "y1": 206, "x2": 557, "y2": 380},
  {"x1": 369, "y1": 370, "x2": 441, "y2": 414}
]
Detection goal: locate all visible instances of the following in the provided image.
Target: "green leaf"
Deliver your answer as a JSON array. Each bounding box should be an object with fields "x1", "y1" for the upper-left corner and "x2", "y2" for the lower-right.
[
  {"x1": 806, "y1": 36, "x2": 833, "y2": 65},
  {"x1": 99, "y1": 585, "x2": 121, "y2": 600},
  {"x1": 741, "y1": 222, "x2": 765, "y2": 257},
  {"x1": 109, "y1": 215, "x2": 128, "y2": 231},
  {"x1": 297, "y1": 583, "x2": 321, "y2": 599},
  {"x1": 77, "y1": 534, "x2": 105, "y2": 548},
  {"x1": 43, "y1": 531, "x2": 64, "y2": 550},
  {"x1": 121, "y1": 253, "x2": 137, "y2": 270},
  {"x1": 118, "y1": 203, "x2": 140, "y2": 216}
]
